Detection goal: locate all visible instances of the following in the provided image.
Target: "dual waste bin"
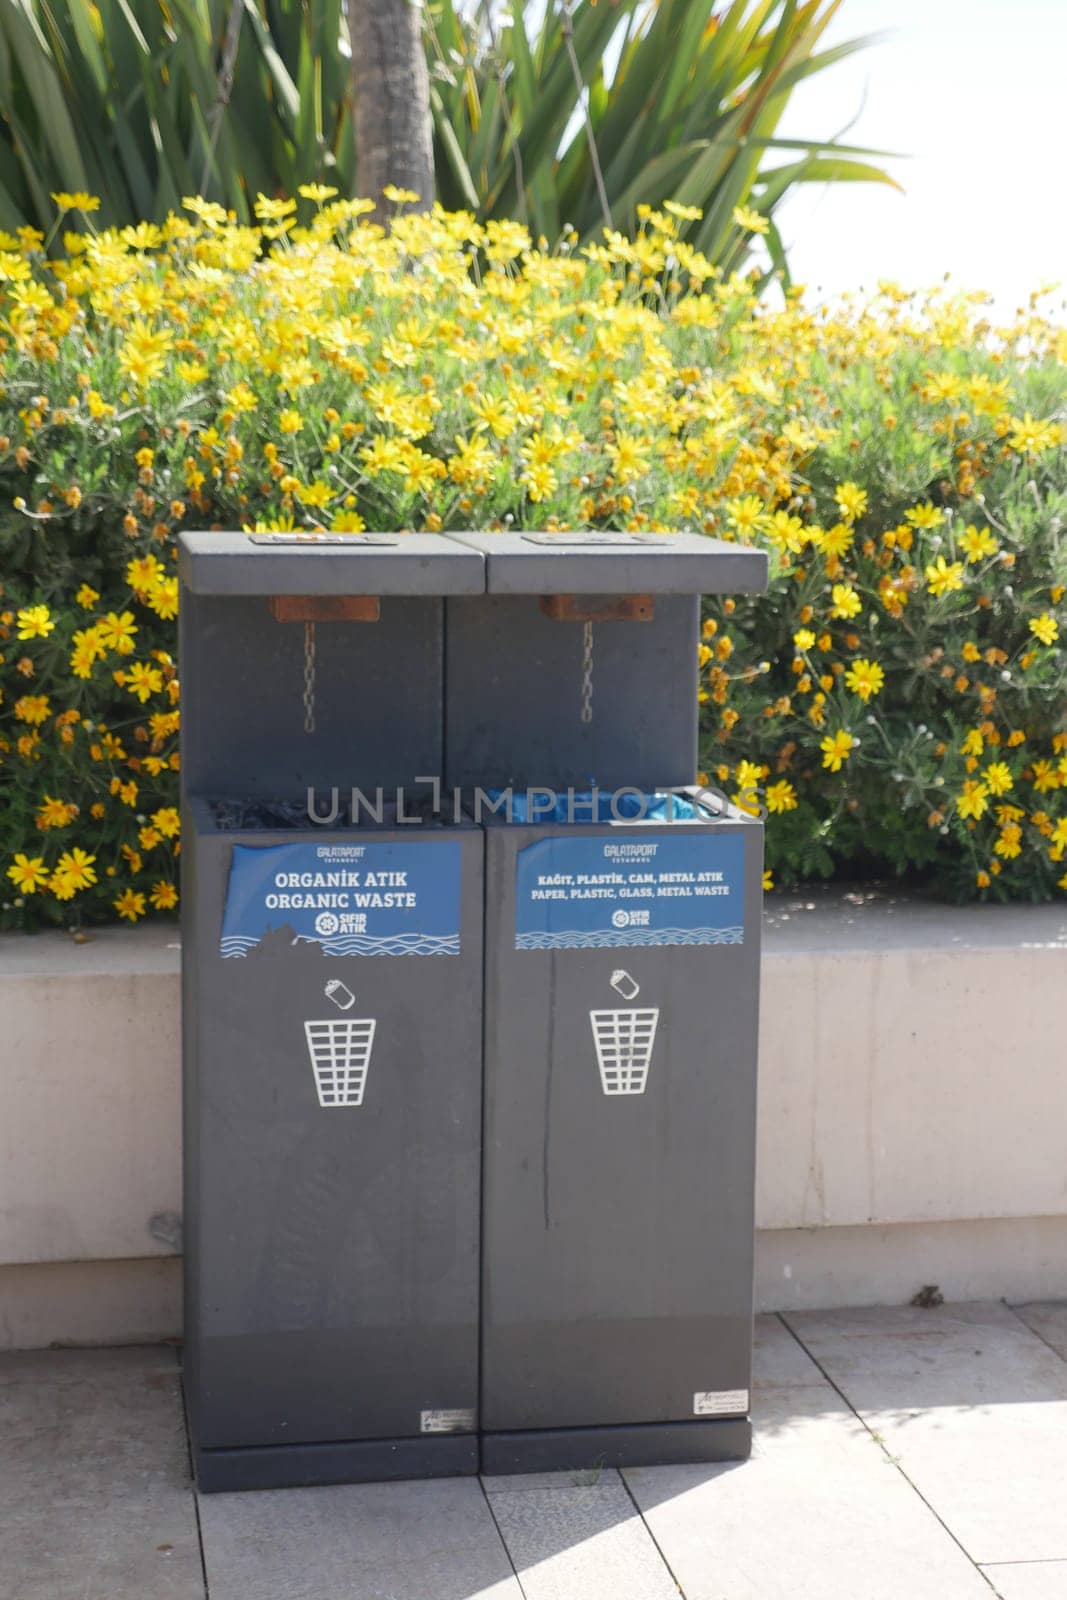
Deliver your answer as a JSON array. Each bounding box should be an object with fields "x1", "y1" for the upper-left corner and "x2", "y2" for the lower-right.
[{"x1": 178, "y1": 528, "x2": 766, "y2": 1491}]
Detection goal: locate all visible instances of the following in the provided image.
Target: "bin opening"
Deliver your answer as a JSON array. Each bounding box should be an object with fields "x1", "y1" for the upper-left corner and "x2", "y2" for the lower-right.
[
  {"x1": 208, "y1": 794, "x2": 444, "y2": 831},
  {"x1": 520, "y1": 533, "x2": 674, "y2": 546},
  {"x1": 246, "y1": 532, "x2": 400, "y2": 546}
]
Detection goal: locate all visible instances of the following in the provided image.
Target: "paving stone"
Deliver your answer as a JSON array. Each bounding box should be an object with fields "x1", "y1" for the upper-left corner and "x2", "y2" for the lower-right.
[
  {"x1": 198, "y1": 1476, "x2": 522, "y2": 1600},
  {"x1": 786, "y1": 1302, "x2": 1067, "y2": 1565},
  {"x1": 1012, "y1": 1302, "x2": 1067, "y2": 1364},
  {"x1": 484, "y1": 1470, "x2": 680, "y2": 1600},
  {"x1": 625, "y1": 1316, "x2": 990, "y2": 1600},
  {"x1": 983, "y1": 1564, "x2": 1067, "y2": 1599},
  {"x1": 0, "y1": 1345, "x2": 203, "y2": 1599}
]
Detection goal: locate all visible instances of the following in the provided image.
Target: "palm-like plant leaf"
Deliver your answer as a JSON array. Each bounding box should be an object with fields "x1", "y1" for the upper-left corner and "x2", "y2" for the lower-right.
[{"x1": 0, "y1": 0, "x2": 895, "y2": 287}]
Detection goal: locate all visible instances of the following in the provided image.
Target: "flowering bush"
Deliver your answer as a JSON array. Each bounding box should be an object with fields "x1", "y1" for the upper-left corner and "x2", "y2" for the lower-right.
[{"x1": 1, "y1": 193, "x2": 1065, "y2": 929}]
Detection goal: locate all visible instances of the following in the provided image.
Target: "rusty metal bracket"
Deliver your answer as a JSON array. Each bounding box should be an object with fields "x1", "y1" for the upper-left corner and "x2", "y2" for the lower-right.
[
  {"x1": 268, "y1": 595, "x2": 381, "y2": 623},
  {"x1": 538, "y1": 593, "x2": 655, "y2": 623}
]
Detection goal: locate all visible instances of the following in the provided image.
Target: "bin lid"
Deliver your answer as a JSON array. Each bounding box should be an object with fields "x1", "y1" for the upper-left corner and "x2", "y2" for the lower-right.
[
  {"x1": 177, "y1": 531, "x2": 484, "y2": 597},
  {"x1": 443, "y1": 530, "x2": 767, "y2": 595}
]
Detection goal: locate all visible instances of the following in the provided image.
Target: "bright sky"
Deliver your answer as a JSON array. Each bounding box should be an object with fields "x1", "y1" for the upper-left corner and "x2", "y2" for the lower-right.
[{"x1": 774, "y1": 0, "x2": 1067, "y2": 314}]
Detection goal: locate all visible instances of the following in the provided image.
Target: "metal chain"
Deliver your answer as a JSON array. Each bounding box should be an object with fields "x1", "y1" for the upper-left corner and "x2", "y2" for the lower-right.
[
  {"x1": 302, "y1": 620, "x2": 316, "y2": 734},
  {"x1": 580, "y1": 619, "x2": 594, "y2": 725}
]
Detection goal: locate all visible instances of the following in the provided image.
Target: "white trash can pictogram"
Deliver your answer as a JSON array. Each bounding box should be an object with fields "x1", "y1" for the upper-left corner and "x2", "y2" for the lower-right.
[
  {"x1": 589, "y1": 1007, "x2": 660, "y2": 1096},
  {"x1": 304, "y1": 1017, "x2": 377, "y2": 1107}
]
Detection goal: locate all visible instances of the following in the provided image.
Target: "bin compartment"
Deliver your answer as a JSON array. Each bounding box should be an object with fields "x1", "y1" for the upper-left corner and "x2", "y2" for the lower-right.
[
  {"x1": 480, "y1": 813, "x2": 761, "y2": 1472},
  {"x1": 182, "y1": 804, "x2": 483, "y2": 1489}
]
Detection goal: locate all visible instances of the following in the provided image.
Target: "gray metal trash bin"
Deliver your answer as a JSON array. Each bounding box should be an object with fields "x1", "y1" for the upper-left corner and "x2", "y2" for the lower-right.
[
  {"x1": 178, "y1": 532, "x2": 485, "y2": 1492},
  {"x1": 445, "y1": 531, "x2": 768, "y2": 1473}
]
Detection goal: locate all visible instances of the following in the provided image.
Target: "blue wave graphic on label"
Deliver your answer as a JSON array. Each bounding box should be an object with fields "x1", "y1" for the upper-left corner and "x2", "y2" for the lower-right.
[
  {"x1": 515, "y1": 925, "x2": 744, "y2": 951},
  {"x1": 221, "y1": 932, "x2": 461, "y2": 959},
  {"x1": 221, "y1": 840, "x2": 462, "y2": 958},
  {"x1": 515, "y1": 832, "x2": 745, "y2": 950}
]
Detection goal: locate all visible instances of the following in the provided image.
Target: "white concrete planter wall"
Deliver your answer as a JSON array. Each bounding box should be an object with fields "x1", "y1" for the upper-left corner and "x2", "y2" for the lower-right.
[{"x1": 1, "y1": 894, "x2": 1065, "y2": 1348}]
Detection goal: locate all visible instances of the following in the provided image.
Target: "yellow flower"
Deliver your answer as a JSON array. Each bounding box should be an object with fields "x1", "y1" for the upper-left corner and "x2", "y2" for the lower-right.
[
  {"x1": 16, "y1": 604, "x2": 54, "y2": 639},
  {"x1": 151, "y1": 807, "x2": 181, "y2": 839},
  {"x1": 521, "y1": 461, "x2": 557, "y2": 502},
  {"x1": 14, "y1": 694, "x2": 50, "y2": 725},
  {"x1": 484, "y1": 219, "x2": 532, "y2": 263},
  {"x1": 52, "y1": 191, "x2": 100, "y2": 213},
  {"x1": 834, "y1": 482, "x2": 868, "y2": 523},
  {"x1": 150, "y1": 880, "x2": 179, "y2": 910},
  {"x1": 331, "y1": 510, "x2": 367, "y2": 533},
  {"x1": 126, "y1": 554, "x2": 163, "y2": 593},
  {"x1": 36, "y1": 794, "x2": 78, "y2": 829},
  {"x1": 664, "y1": 199, "x2": 703, "y2": 221},
  {"x1": 726, "y1": 496, "x2": 766, "y2": 536},
  {"x1": 820, "y1": 731, "x2": 855, "y2": 772},
  {"x1": 844, "y1": 659, "x2": 884, "y2": 701},
  {"x1": 793, "y1": 628, "x2": 816, "y2": 652},
  {"x1": 6, "y1": 853, "x2": 49, "y2": 893},
  {"x1": 959, "y1": 524, "x2": 998, "y2": 563},
  {"x1": 984, "y1": 762, "x2": 1013, "y2": 796},
  {"x1": 50, "y1": 847, "x2": 97, "y2": 897},
  {"x1": 147, "y1": 578, "x2": 179, "y2": 620},
  {"x1": 279, "y1": 408, "x2": 303, "y2": 434},
  {"x1": 359, "y1": 436, "x2": 406, "y2": 476},
  {"x1": 906, "y1": 502, "x2": 944, "y2": 530},
  {"x1": 925, "y1": 555, "x2": 964, "y2": 598},
  {"x1": 470, "y1": 393, "x2": 515, "y2": 439},
  {"x1": 97, "y1": 611, "x2": 138, "y2": 653},
  {"x1": 118, "y1": 319, "x2": 175, "y2": 390},
  {"x1": 765, "y1": 780, "x2": 798, "y2": 814},
  {"x1": 381, "y1": 184, "x2": 421, "y2": 205},
  {"x1": 766, "y1": 510, "x2": 807, "y2": 555},
  {"x1": 820, "y1": 523, "x2": 854, "y2": 559},
  {"x1": 76, "y1": 584, "x2": 100, "y2": 609},
  {"x1": 733, "y1": 759, "x2": 764, "y2": 791},
  {"x1": 956, "y1": 780, "x2": 989, "y2": 820},
  {"x1": 976, "y1": 870, "x2": 991, "y2": 889},
  {"x1": 732, "y1": 205, "x2": 769, "y2": 236},
  {"x1": 606, "y1": 435, "x2": 651, "y2": 482},
  {"x1": 297, "y1": 183, "x2": 339, "y2": 204},
  {"x1": 1029, "y1": 613, "x2": 1059, "y2": 646},
  {"x1": 1009, "y1": 412, "x2": 1059, "y2": 456},
  {"x1": 125, "y1": 662, "x2": 164, "y2": 702},
  {"x1": 994, "y1": 824, "x2": 1022, "y2": 859},
  {"x1": 254, "y1": 193, "x2": 297, "y2": 222},
  {"x1": 761, "y1": 869, "x2": 774, "y2": 891},
  {"x1": 114, "y1": 888, "x2": 147, "y2": 922},
  {"x1": 829, "y1": 584, "x2": 862, "y2": 620}
]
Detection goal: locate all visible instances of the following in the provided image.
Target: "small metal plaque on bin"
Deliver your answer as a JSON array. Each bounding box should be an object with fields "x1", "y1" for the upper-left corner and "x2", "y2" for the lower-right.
[
  {"x1": 521, "y1": 532, "x2": 671, "y2": 547},
  {"x1": 247, "y1": 532, "x2": 399, "y2": 546}
]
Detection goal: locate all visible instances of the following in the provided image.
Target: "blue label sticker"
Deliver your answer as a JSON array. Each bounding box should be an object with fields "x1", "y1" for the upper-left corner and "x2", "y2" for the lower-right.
[
  {"x1": 221, "y1": 840, "x2": 462, "y2": 958},
  {"x1": 515, "y1": 832, "x2": 745, "y2": 950}
]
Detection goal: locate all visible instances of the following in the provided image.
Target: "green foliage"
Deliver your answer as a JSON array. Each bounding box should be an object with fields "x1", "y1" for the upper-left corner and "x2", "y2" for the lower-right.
[
  {"x1": 0, "y1": 0, "x2": 892, "y2": 277},
  {"x1": 428, "y1": 0, "x2": 896, "y2": 276},
  {"x1": 0, "y1": 0, "x2": 354, "y2": 230},
  {"x1": 3, "y1": 206, "x2": 1065, "y2": 930}
]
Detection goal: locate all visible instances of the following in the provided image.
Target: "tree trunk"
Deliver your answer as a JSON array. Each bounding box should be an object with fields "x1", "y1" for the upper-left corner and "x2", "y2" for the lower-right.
[{"x1": 348, "y1": 0, "x2": 434, "y2": 219}]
